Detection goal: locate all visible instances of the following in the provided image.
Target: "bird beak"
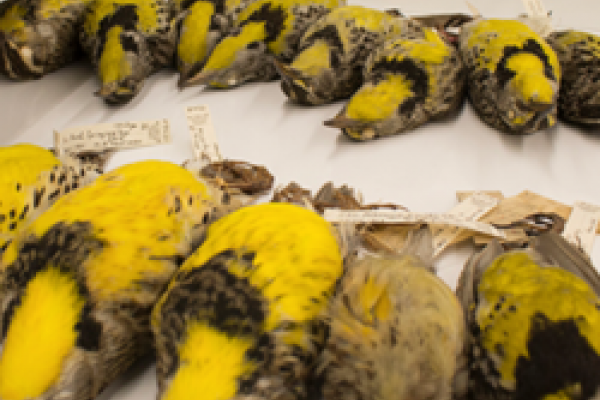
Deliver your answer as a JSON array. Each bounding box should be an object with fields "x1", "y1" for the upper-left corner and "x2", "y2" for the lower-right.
[
  {"x1": 272, "y1": 58, "x2": 302, "y2": 81},
  {"x1": 177, "y1": 63, "x2": 205, "y2": 89},
  {"x1": 518, "y1": 98, "x2": 554, "y2": 113},
  {"x1": 323, "y1": 114, "x2": 363, "y2": 129},
  {"x1": 180, "y1": 69, "x2": 218, "y2": 88},
  {"x1": 95, "y1": 85, "x2": 113, "y2": 98}
]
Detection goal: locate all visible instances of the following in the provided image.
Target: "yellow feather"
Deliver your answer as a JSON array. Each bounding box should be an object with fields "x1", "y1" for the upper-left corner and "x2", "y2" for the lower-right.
[
  {"x1": 346, "y1": 75, "x2": 413, "y2": 121},
  {"x1": 99, "y1": 26, "x2": 131, "y2": 85},
  {"x1": 163, "y1": 322, "x2": 256, "y2": 400},
  {"x1": 83, "y1": 0, "x2": 163, "y2": 36},
  {"x1": 0, "y1": 268, "x2": 84, "y2": 400},
  {"x1": 177, "y1": 1, "x2": 215, "y2": 65}
]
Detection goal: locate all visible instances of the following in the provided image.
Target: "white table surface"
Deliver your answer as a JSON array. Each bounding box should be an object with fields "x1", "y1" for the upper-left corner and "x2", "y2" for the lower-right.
[{"x1": 1, "y1": 0, "x2": 600, "y2": 398}]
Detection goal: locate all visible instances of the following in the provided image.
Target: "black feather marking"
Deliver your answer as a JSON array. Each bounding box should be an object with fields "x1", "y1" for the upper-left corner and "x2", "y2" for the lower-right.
[
  {"x1": 75, "y1": 304, "x2": 103, "y2": 351},
  {"x1": 305, "y1": 25, "x2": 343, "y2": 51},
  {"x1": 369, "y1": 58, "x2": 429, "y2": 116},
  {"x1": 181, "y1": 0, "x2": 224, "y2": 14},
  {"x1": 2, "y1": 296, "x2": 20, "y2": 339},
  {"x1": 241, "y1": 3, "x2": 286, "y2": 43},
  {"x1": 514, "y1": 313, "x2": 600, "y2": 400},
  {"x1": 97, "y1": 5, "x2": 140, "y2": 58},
  {"x1": 158, "y1": 249, "x2": 268, "y2": 378},
  {"x1": 120, "y1": 34, "x2": 139, "y2": 53},
  {"x1": 33, "y1": 187, "x2": 44, "y2": 208}
]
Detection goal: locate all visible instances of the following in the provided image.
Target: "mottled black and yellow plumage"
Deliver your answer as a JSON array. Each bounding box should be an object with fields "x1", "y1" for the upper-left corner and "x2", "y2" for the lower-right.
[
  {"x1": 325, "y1": 28, "x2": 465, "y2": 141},
  {"x1": 547, "y1": 30, "x2": 600, "y2": 125},
  {"x1": 182, "y1": 0, "x2": 345, "y2": 88},
  {"x1": 80, "y1": 0, "x2": 174, "y2": 104},
  {"x1": 458, "y1": 19, "x2": 560, "y2": 134},
  {"x1": 275, "y1": 6, "x2": 418, "y2": 105},
  {"x1": 170, "y1": 0, "x2": 257, "y2": 86},
  {"x1": 0, "y1": 160, "x2": 233, "y2": 400},
  {"x1": 317, "y1": 228, "x2": 468, "y2": 400},
  {"x1": 0, "y1": 0, "x2": 93, "y2": 79},
  {"x1": 457, "y1": 232, "x2": 600, "y2": 400},
  {"x1": 0, "y1": 143, "x2": 99, "y2": 258},
  {"x1": 152, "y1": 202, "x2": 343, "y2": 400}
]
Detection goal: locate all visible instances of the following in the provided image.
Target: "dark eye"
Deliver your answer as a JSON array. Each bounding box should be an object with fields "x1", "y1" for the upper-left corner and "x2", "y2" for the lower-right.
[{"x1": 247, "y1": 41, "x2": 260, "y2": 50}]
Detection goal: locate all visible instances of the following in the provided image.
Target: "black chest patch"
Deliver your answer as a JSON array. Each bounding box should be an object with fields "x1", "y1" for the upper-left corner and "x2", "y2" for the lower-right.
[
  {"x1": 97, "y1": 4, "x2": 140, "y2": 57},
  {"x1": 514, "y1": 313, "x2": 600, "y2": 400},
  {"x1": 370, "y1": 58, "x2": 429, "y2": 114},
  {"x1": 305, "y1": 25, "x2": 344, "y2": 51},
  {"x1": 496, "y1": 39, "x2": 556, "y2": 88},
  {"x1": 241, "y1": 3, "x2": 286, "y2": 43}
]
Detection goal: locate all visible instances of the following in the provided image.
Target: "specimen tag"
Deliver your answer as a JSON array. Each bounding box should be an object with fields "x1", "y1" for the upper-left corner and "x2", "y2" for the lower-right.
[
  {"x1": 431, "y1": 192, "x2": 500, "y2": 256},
  {"x1": 324, "y1": 209, "x2": 505, "y2": 238},
  {"x1": 562, "y1": 201, "x2": 600, "y2": 256},
  {"x1": 521, "y1": 0, "x2": 553, "y2": 36},
  {"x1": 523, "y1": 0, "x2": 547, "y2": 17},
  {"x1": 54, "y1": 119, "x2": 171, "y2": 155},
  {"x1": 465, "y1": 1, "x2": 482, "y2": 18},
  {"x1": 186, "y1": 105, "x2": 223, "y2": 164}
]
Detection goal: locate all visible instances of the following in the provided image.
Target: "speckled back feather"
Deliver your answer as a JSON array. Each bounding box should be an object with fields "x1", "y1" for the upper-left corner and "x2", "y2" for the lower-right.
[
  {"x1": 188, "y1": 0, "x2": 345, "y2": 88},
  {"x1": 279, "y1": 6, "x2": 419, "y2": 105},
  {"x1": 547, "y1": 30, "x2": 600, "y2": 125}
]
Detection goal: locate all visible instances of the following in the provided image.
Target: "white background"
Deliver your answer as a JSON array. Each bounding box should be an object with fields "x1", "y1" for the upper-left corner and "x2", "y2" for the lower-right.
[{"x1": 1, "y1": 0, "x2": 600, "y2": 398}]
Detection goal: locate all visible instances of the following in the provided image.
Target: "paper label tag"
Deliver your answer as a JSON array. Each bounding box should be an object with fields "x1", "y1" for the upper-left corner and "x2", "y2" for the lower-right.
[
  {"x1": 562, "y1": 201, "x2": 600, "y2": 255},
  {"x1": 431, "y1": 192, "x2": 500, "y2": 256},
  {"x1": 465, "y1": 1, "x2": 482, "y2": 18},
  {"x1": 324, "y1": 209, "x2": 505, "y2": 239},
  {"x1": 185, "y1": 105, "x2": 222, "y2": 164},
  {"x1": 523, "y1": 0, "x2": 547, "y2": 17},
  {"x1": 54, "y1": 119, "x2": 171, "y2": 155},
  {"x1": 521, "y1": 0, "x2": 553, "y2": 36}
]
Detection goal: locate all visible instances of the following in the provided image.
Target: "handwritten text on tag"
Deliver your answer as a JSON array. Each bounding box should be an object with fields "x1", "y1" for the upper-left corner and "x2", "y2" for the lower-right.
[
  {"x1": 186, "y1": 105, "x2": 222, "y2": 164},
  {"x1": 55, "y1": 119, "x2": 171, "y2": 155},
  {"x1": 563, "y1": 201, "x2": 600, "y2": 256}
]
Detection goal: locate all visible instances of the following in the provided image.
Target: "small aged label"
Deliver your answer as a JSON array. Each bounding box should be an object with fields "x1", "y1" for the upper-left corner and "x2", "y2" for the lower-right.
[
  {"x1": 323, "y1": 209, "x2": 505, "y2": 239},
  {"x1": 521, "y1": 0, "x2": 553, "y2": 36},
  {"x1": 562, "y1": 201, "x2": 600, "y2": 256},
  {"x1": 54, "y1": 119, "x2": 171, "y2": 155},
  {"x1": 185, "y1": 105, "x2": 222, "y2": 164},
  {"x1": 431, "y1": 192, "x2": 500, "y2": 256},
  {"x1": 466, "y1": 1, "x2": 482, "y2": 18},
  {"x1": 523, "y1": 0, "x2": 548, "y2": 16}
]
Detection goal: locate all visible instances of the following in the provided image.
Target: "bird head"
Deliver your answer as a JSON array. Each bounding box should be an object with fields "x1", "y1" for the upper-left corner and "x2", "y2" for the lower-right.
[
  {"x1": 95, "y1": 26, "x2": 149, "y2": 105},
  {"x1": 499, "y1": 50, "x2": 559, "y2": 131},
  {"x1": 275, "y1": 40, "x2": 338, "y2": 105}
]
